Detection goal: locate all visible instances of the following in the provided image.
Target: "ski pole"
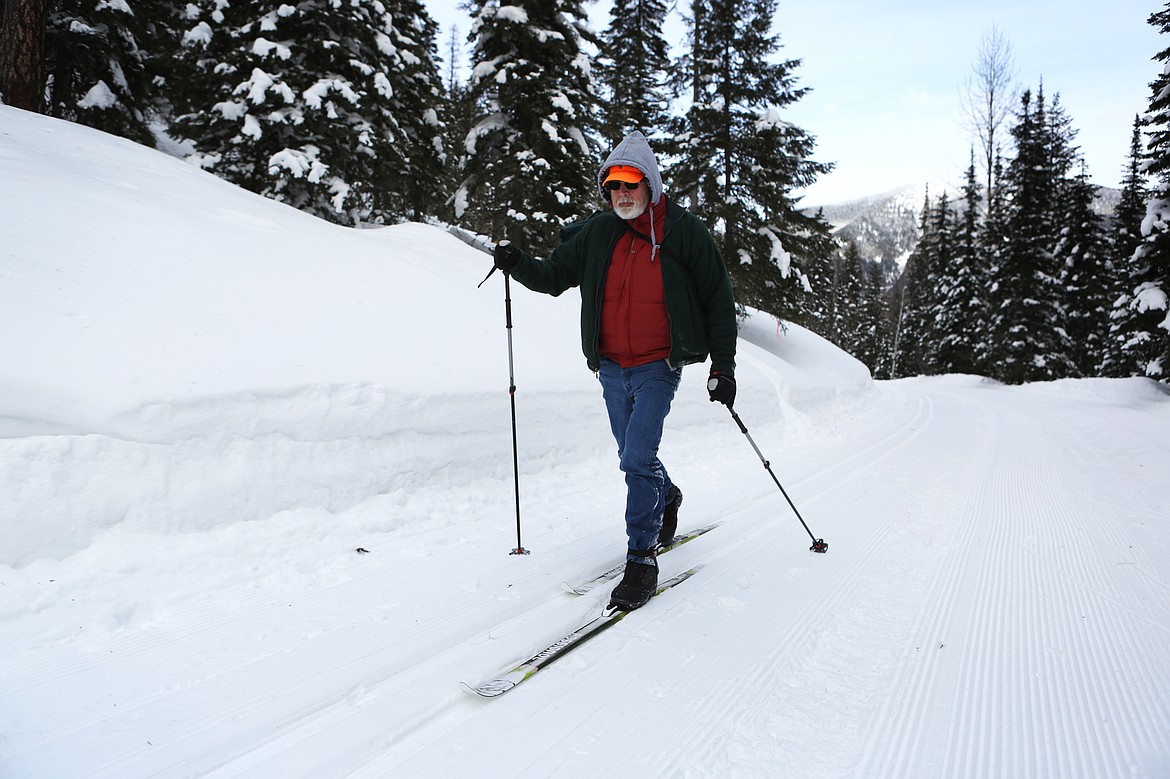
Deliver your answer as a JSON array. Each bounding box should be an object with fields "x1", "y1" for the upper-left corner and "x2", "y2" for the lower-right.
[
  {"x1": 500, "y1": 271, "x2": 528, "y2": 555},
  {"x1": 725, "y1": 406, "x2": 827, "y2": 553},
  {"x1": 478, "y1": 253, "x2": 529, "y2": 556}
]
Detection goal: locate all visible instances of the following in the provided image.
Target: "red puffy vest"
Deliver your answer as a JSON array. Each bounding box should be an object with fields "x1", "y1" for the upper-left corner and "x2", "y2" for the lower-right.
[{"x1": 597, "y1": 204, "x2": 671, "y2": 368}]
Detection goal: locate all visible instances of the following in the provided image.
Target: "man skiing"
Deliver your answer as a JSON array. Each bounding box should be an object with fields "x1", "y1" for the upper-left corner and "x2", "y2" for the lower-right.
[{"x1": 491, "y1": 130, "x2": 737, "y2": 610}]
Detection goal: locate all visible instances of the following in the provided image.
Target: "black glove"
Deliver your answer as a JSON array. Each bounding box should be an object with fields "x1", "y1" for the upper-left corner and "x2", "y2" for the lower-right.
[
  {"x1": 493, "y1": 240, "x2": 520, "y2": 273},
  {"x1": 707, "y1": 370, "x2": 736, "y2": 407}
]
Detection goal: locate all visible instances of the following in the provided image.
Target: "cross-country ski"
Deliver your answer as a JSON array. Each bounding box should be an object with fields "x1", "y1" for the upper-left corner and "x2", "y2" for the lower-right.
[{"x1": 462, "y1": 566, "x2": 704, "y2": 698}]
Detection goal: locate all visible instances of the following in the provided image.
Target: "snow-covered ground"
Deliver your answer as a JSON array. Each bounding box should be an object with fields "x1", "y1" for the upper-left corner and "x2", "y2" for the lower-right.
[{"x1": 2, "y1": 106, "x2": 1169, "y2": 778}]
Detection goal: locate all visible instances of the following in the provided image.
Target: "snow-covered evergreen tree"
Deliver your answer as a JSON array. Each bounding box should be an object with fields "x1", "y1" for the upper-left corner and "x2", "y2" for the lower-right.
[
  {"x1": 830, "y1": 240, "x2": 866, "y2": 357},
  {"x1": 440, "y1": 24, "x2": 476, "y2": 219},
  {"x1": 987, "y1": 86, "x2": 1075, "y2": 383},
  {"x1": 935, "y1": 154, "x2": 990, "y2": 375},
  {"x1": 927, "y1": 191, "x2": 957, "y2": 375},
  {"x1": 1053, "y1": 162, "x2": 1110, "y2": 376},
  {"x1": 893, "y1": 190, "x2": 950, "y2": 377},
  {"x1": 1122, "y1": 5, "x2": 1170, "y2": 381},
  {"x1": 1104, "y1": 116, "x2": 1152, "y2": 376},
  {"x1": 171, "y1": 0, "x2": 446, "y2": 225},
  {"x1": 455, "y1": 0, "x2": 600, "y2": 252},
  {"x1": 666, "y1": 0, "x2": 832, "y2": 325},
  {"x1": 378, "y1": 0, "x2": 447, "y2": 219},
  {"x1": 596, "y1": 0, "x2": 671, "y2": 148},
  {"x1": 854, "y1": 253, "x2": 891, "y2": 376},
  {"x1": 43, "y1": 0, "x2": 177, "y2": 147}
]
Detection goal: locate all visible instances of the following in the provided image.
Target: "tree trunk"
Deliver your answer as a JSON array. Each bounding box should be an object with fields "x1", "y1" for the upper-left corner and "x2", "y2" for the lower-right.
[{"x1": 0, "y1": 0, "x2": 48, "y2": 112}]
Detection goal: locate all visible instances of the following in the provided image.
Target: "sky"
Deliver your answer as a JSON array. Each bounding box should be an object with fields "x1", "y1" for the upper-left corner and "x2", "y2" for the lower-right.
[{"x1": 425, "y1": 0, "x2": 1165, "y2": 205}]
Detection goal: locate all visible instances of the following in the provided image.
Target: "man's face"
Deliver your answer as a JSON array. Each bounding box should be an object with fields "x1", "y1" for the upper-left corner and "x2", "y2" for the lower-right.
[{"x1": 609, "y1": 179, "x2": 650, "y2": 220}]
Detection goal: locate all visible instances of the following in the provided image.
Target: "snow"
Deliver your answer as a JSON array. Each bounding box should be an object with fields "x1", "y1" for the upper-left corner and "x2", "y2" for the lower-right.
[
  {"x1": 2, "y1": 105, "x2": 1170, "y2": 777},
  {"x1": 495, "y1": 5, "x2": 529, "y2": 25},
  {"x1": 755, "y1": 106, "x2": 792, "y2": 133},
  {"x1": 182, "y1": 20, "x2": 213, "y2": 47},
  {"x1": 252, "y1": 37, "x2": 293, "y2": 61},
  {"x1": 77, "y1": 80, "x2": 118, "y2": 110},
  {"x1": 96, "y1": 0, "x2": 133, "y2": 13},
  {"x1": 1133, "y1": 280, "x2": 1169, "y2": 317},
  {"x1": 303, "y1": 78, "x2": 360, "y2": 109},
  {"x1": 269, "y1": 146, "x2": 328, "y2": 182},
  {"x1": 238, "y1": 67, "x2": 293, "y2": 105}
]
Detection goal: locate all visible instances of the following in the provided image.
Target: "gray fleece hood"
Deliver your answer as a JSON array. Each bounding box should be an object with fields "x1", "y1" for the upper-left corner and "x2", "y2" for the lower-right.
[{"x1": 597, "y1": 131, "x2": 664, "y2": 206}]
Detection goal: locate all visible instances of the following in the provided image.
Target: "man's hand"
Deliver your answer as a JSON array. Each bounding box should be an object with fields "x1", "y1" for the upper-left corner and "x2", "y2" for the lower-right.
[
  {"x1": 707, "y1": 370, "x2": 736, "y2": 407},
  {"x1": 493, "y1": 240, "x2": 520, "y2": 273}
]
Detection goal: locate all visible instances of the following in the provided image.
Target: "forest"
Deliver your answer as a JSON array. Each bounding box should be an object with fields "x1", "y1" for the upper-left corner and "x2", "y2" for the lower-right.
[{"x1": 1, "y1": 0, "x2": 1168, "y2": 383}]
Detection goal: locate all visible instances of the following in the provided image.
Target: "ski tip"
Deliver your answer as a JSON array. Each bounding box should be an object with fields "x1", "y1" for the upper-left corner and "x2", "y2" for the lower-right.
[{"x1": 460, "y1": 680, "x2": 514, "y2": 698}]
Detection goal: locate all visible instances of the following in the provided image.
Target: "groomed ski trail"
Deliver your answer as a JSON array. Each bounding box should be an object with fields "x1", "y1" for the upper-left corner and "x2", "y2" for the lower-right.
[
  {"x1": 366, "y1": 378, "x2": 1170, "y2": 778},
  {"x1": 4, "y1": 378, "x2": 1168, "y2": 779}
]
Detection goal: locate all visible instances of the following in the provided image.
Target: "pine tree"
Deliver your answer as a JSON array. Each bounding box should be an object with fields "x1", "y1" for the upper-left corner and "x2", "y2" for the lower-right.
[
  {"x1": 596, "y1": 0, "x2": 671, "y2": 147},
  {"x1": 666, "y1": 0, "x2": 832, "y2": 325},
  {"x1": 893, "y1": 189, "x2": 945, "y2": 377},
  {"x1": 41, "y1": 0, "x2": 178, "y2": 147},
  {"x1": 1114, "y1": 117, "x2": 1151, "y2": 260},
  {"x1": 854, "y1": 254, "x2": 890, "y2": 376},
  {"x1": 1053, "y1": 161, "x2": 1110, "y2": 376},
  {"x1": 876, "y1": 271, "x2": 901, "y2": 379},
  {"x1": 798, "y1": 207, "x2": 838, "y2": 339},
  {"x1": 170, "y1": 0, "x2": 446, "y2": 225},
  {"x1": 831, "y1": 241, "x2": 867, "y2": 358},
  {"x1": 1104, "y1": 116, "x2": 1152, "y2": 376},
  {"x1": 379, "y1": 0, "x2": 448, "y2": 220},
  {"x1": 455, "y1": 0, "x2": 601, "y2": 252},
  {"x1": 440, "y1": 24, "x2": 476, "y2": 220},
  {"x1": 935, "y1": 153, "x2": 990, "y2": 375},
  {"x1": 987, "y1": 86, "x2": 1075, "y2": 383},
  {"x1": 1123, "y1": 5, "x2": 1170, "y2": 381},
  {"x1": 928, "y1": 191, "x2": 957, "y2": 375},
  {"x1": 819, "y1": 241, "x2": 846, "y2": 346}
]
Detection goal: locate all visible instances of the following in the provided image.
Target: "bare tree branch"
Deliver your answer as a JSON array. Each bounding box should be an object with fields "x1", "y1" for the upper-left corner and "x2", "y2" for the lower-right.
[{"x1": 959, "y1": 24, "x2": 1018, "y2": 204}]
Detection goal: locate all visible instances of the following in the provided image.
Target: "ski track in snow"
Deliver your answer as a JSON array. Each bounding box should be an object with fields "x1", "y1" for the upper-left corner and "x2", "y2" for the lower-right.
[
  {"x1": 856, "y1": 383, "x2": 1170, "y2": 779},
  {"x1": 349, "y1": 378, "x2": 1170, "y2": 779},
  {"x1": 3, "y1": 374, "x2": 1169, "y2": 778}
]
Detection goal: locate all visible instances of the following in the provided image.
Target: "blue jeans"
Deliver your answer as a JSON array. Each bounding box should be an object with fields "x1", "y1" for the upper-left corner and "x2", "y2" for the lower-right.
[{"x1": 597, "y1": 358, "x2": 682, "y2": 564}]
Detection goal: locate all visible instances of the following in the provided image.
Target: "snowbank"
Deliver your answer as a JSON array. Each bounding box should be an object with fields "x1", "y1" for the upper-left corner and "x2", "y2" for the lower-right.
[{"x1": 0, "y1": 105, "x2": 868, "y2": 566}]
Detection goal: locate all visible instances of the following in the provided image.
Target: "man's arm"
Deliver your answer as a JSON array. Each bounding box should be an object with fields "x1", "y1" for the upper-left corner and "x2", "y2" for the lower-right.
[
  {"x1": 687, "y1": 219, "x2": 738, "y2": 375},
  {"x1": 506, "y1": 220, "x2": 596, "y2": 297}
]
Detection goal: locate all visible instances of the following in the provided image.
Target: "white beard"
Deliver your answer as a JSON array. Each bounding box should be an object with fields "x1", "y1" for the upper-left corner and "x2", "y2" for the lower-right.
[{"x1": 613, "y1": 200, "x2": 647, "y2": 220}]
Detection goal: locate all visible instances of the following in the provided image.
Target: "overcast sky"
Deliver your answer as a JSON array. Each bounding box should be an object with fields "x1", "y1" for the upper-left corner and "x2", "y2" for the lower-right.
[{"x1": 425, "y1": 0, "x2": 1164, "y2": 205}]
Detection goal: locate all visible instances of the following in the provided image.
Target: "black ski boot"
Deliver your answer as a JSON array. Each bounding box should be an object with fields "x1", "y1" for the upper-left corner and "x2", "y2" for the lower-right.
[
  {"x1": 657, "y1": 486, "x2": 683, "y2": 547},
  {"x1": 609, "y1": 555, "x2": 658, "y2": 611}
]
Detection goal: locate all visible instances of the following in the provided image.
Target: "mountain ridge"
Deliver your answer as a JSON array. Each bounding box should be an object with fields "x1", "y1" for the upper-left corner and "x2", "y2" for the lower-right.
[{"x1": 804, "y1": 182, "x2": 1123, "y2": 270}]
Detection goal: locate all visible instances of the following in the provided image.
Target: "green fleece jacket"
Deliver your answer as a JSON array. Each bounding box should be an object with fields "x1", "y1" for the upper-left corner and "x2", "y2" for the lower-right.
[{"x1": 509, "y1": 199, "x2": 737, "y2": 375}]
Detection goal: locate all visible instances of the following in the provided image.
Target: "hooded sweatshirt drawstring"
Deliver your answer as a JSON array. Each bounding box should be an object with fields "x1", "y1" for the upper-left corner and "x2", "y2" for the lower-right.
[{"x1": 649, "y1": 202, "x2": 660, "y2": 262}]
